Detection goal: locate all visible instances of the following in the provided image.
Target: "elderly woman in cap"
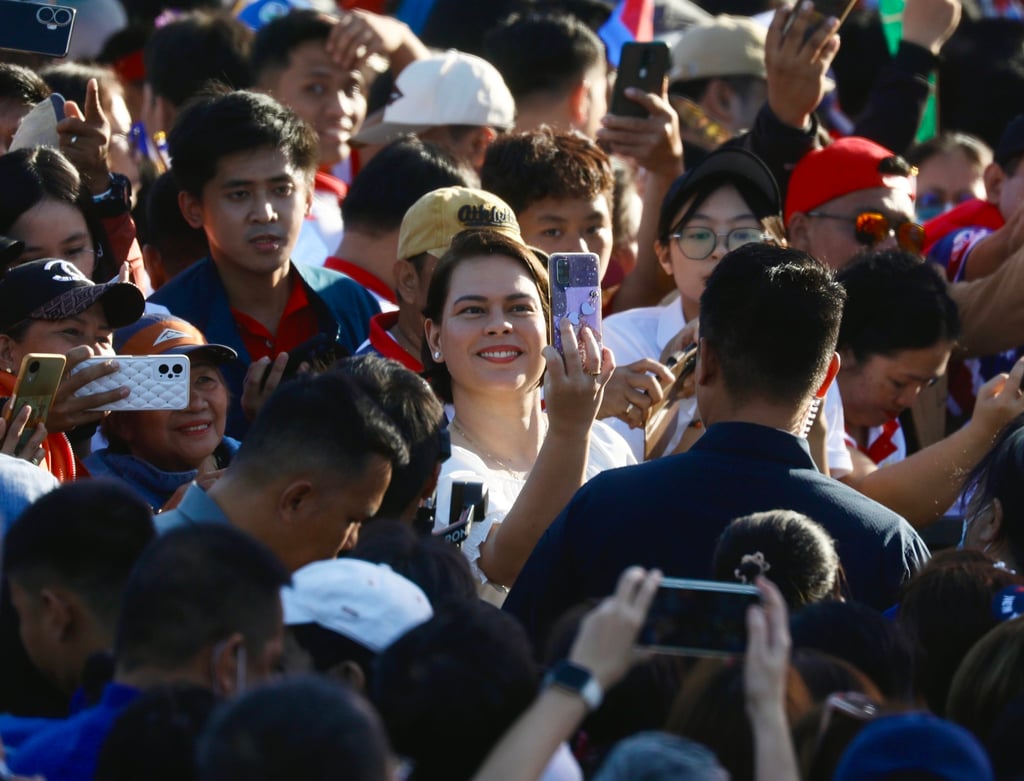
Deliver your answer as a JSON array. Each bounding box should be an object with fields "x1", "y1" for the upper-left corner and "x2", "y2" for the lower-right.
[
  {"x1": 85, "y1": 313, "x2": 240, "y2": 510},
  {"x1": 0, "y1": 258, "x2": 144, "y2": 480}
]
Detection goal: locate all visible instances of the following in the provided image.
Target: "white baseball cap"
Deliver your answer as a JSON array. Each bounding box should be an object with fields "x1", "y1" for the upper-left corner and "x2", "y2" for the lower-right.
[
  {"x1": 353, "y1": 50, "x2": 516, "y2": 146},
  {"x1": 281, "y1": 559, "x2": 433, "y2": 653}
]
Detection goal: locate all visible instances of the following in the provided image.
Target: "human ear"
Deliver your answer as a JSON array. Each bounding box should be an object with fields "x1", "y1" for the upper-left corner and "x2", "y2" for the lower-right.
[
  {"x1": 210, "y1": 633, "x2": 245, "y2": 697},
  {"x1": 702, "y1": 79, "x2": 736, "y2": 123},
  {"x1": 984, "y1": 162, "x2": 1005, "y2": 204},
  {"x1": 40, "y1": 588, "x2": 72, "y2": 642},
  {"x1": 424, "y1": 319, "x2": 443, "y2": 361},
  {"x1": 696, "y1": 337, "x2": 716, "y2": 387},
  {"x1": 394, "y1": 259, "x2": 419, "y2": 306},
  {"x1": 655, "y1": 239, "x2": 674, "y2": 277},
  {"x1": 0, "y1": 334, "x2": 21, "y2": 373},
  {"x1": 568, "y1": 79, "x2": 589, "y2": 126},
  {"x1": 787, "y1": 212, "x2": 812, "y2": 252},
  {"x1": 327, "y1": 660, "x2": 367, "y2": 692},
  {"x1": 979, "y1": 498, "x2": 1004, "y2": 546},
  {"x1": 279, "y1": 480, "x2": 314, "y2": 524},
  {"x1": 178, "y1": 190, "x2": 205, "y2": 230}
]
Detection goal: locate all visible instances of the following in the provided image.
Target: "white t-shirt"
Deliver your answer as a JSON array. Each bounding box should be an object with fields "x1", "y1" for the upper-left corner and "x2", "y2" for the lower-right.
[{"x1": 433, "y1": 419, "x2": 636, "y2": 601}]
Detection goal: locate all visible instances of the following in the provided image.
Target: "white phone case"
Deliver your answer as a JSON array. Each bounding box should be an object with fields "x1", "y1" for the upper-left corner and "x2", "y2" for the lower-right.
[{"x1": 71, "y1": 355, "x2": 191, "y2": 411}]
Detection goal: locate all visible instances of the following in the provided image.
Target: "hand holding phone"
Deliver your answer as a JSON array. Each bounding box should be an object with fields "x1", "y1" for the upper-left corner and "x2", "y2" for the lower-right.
[
  {"x1": 549, "y1": 252, "x2": 603, "y2": 361},
  {"x1": 71, "y1": 355, "x2": 190, "y2": 411},
  {"x1": 637, "y1": 577, "x2": 762, "y2": 657},
  {"x1": 2, "y1": 354, "x2": 65, "y2": 454},
  {"x1": 610, "y1": 42, "x2": 671, "y2": 118}
]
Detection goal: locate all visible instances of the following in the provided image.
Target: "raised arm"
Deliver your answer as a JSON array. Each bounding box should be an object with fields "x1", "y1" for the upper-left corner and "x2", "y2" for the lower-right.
[
  {"x1": 841, "y1": 359, "x2": 1024, "y2": 527},
  {"x1": 478, "y1": 321, "x2": 613, "y2": 586},
  {"x1": 471, "y1": 567, "x2": 661, "y2": 781},
  {"x1": 598, "y1": 84, "x2": 684, "y2": 312}
]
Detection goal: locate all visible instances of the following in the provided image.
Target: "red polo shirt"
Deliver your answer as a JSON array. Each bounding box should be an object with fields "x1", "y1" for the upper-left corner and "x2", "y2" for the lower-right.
[{"x1": 230, "y1": 275, "x2": 320, "y2": 362}]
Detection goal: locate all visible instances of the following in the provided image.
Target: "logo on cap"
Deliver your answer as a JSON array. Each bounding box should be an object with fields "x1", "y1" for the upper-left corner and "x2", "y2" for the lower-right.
[
  {"x1": 44, "y1": 259, "x2": 88, "y2": 283},
  {"x1": 153, "y1": 328, "x2": 191, "y2": 346},
  {"x1": 457, "y1": 204, "x2": 514, "y2": 229}
]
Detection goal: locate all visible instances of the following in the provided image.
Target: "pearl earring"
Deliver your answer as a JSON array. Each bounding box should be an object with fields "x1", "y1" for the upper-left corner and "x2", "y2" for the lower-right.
[{"x1": 433, "y1": 350, "x2": 442, "y2": 360}]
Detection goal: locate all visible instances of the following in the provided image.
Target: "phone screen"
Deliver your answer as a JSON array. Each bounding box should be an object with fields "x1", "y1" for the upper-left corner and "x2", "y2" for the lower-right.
[{"x1": 638, "y1": 578, "x2": 761, "y2": 656}]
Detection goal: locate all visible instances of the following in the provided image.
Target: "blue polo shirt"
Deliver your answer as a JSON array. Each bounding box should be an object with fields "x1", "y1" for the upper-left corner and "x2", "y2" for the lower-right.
[
  {"x1": 8, "y1": 682, "x2": 140, "y2": 781},
  {"x1": 154, "y1": 482, "x2": 232, "y2": 534}
]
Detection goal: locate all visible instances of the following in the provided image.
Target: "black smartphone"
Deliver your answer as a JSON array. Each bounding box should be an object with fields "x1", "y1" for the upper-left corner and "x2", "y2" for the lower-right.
[
  {"x1": 436, "y1": 481, "x2": 487, "y2": 549},
  {"x1": 0, "y1": 1, "x2": 76, "y2": 58},
  {"x1": 610, "y1": 41, "x2": 670, "y2": 117},
  {"x1": 259, "y1": 333, "x2": 347, "y2": 390},
  {"x1": 637, "y1": 577, "x2": 762, "y2": 657}
]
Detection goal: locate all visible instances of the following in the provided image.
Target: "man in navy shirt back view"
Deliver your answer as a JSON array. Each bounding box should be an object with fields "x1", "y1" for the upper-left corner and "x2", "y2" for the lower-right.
[{"x1": 505, "y1": 243, "x2": 929, "y2": 647}]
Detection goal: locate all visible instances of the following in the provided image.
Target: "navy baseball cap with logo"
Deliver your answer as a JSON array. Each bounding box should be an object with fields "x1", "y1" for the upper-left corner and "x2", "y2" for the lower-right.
[{"x1": 0, "y1": 259, "x2": 145, "y2": 333}]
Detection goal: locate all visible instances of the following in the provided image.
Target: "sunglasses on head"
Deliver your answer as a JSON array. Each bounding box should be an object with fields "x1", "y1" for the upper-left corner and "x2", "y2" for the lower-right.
[{"x1": 808, "y1": 211, "x2": 925, "y2": 253}]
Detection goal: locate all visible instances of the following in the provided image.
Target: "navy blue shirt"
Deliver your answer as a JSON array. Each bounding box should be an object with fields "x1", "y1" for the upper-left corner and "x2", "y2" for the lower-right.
[
  {"x1": 504, "y1": 422, "x2": 929, "y2": 645},
  {"x1": 8, "y1": 682, "x2": 140, "y2": 781}
]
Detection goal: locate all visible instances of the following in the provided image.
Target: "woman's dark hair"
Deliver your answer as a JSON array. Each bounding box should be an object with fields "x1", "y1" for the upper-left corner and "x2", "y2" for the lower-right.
[
  {"x1": 713, "y1": 510, "x2": 843, "y2": 607},
  {"x1": 896, "y1": 549, "x2": 1024, "y2": 714},
  {"x1": 665, "y1": 657, "x2": 813, "y2": 781},
  {"x1": 962, "y1": 415, "x2": 1024, "y2": 569},
  {"x1": 371, "y1": 602, "x2": 538, "y2": 781},
  {"x1": 905, "y1": 131, "x2": 993, "y2": 170},
  {"x1": 422, "y1": 229, "x2": 550, "y2": 403},
  {"x1": 0, "y1": 146, "x2": 116, "y2": 280},
  {"x1": 349, "y1": 520, "x2": 478, "y2": 608},
  {"x1": 790, "y1": 600, "x2": 916, "y2": 702},
  {"x1": 836, "y1": 250, "x2": 961, "y2": 363}
]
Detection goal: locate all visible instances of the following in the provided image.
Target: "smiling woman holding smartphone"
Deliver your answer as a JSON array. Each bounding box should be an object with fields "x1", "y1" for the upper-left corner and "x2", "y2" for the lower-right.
[{"x1": 423, "y1": 230, "x2": 634, "y2": 602}]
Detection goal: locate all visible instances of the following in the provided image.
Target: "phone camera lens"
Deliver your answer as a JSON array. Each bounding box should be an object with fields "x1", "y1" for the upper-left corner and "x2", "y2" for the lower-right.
[
  {"x1": 28, "y1": 361, "x2": 40, "y2": 373},
  {"x1": 159, "y1": 363, "x2": 169, "y2": 375},
  {"x1": 172, "y1": 364, "x2": 183, "y2": 374}
]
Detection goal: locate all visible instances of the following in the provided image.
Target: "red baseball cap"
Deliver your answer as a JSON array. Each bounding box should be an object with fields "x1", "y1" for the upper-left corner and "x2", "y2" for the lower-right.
[{"x1": 784, "y1": 137, "x2": 917, "y2": 225}]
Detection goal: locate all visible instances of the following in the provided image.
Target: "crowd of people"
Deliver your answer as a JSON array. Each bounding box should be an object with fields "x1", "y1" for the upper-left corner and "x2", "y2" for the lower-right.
[{"x1": 0, "y1": 0, "x2": 1023, "y2": 778}]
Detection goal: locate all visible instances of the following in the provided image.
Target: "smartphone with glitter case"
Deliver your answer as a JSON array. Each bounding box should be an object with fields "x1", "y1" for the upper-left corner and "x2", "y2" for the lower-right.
[{"x1": 549, "y1": 252, "x2": 602, "y2": 359}]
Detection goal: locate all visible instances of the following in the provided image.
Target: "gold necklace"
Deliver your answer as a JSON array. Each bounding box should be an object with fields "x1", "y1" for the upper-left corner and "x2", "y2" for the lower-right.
[{"x1": 449, "y1": 417, "x2": 534, "y2": 476}]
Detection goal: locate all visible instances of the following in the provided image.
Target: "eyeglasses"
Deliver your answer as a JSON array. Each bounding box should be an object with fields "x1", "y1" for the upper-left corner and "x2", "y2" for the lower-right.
[
  {"x1": 807, "y1": 211, "x2": 925, "y2": 253},
  {"x1": 668, "y1": 226, "x2": 768, "y2": 259}
]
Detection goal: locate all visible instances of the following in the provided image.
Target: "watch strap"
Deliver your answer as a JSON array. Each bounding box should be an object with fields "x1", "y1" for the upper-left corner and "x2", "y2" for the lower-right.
[{"x1": 543, "y1": 660, "x2": 603, "y2": 711}]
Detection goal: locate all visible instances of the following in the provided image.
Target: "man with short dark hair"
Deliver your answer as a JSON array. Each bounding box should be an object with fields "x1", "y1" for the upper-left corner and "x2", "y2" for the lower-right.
[
  {"x1": 156, "y1": 370, "x2": 409, "y2": 571},
  {"x1": 325, "y1": 137, "x2": 469, "y2": 311},
  {"x1": 505, "y1": 243, "x2": 928, "y2": 645},
  {"x1": 8, "y1": 523, "x2": 291, "y2": 781},
  {"x1": 481, "y1": 128, "x2": 614, "y2": 279},
  {"x1": 149, "y1": 89, "x2": 379, "y2": 438},
  {"x1": 3, "y1": 482, "x2": 155, "y2": 698},
  {"x1": 482, "y1": 12, "x2": 608, "y2": 139},
  {"x1": 141, "y1": 10, "x2": 253, "y2": 142}
]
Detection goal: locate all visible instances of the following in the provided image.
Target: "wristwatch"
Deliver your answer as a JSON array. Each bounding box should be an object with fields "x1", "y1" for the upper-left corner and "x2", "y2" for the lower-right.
[
  {"x1": 543, "y1": 660, "x2": 603, "y2": 711},
  {"x1": 91, "y1": 173, "x2": 133, "y2": 218}
]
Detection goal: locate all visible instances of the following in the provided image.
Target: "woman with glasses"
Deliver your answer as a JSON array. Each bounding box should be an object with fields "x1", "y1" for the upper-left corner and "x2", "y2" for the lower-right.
[{"x1": 601, "y1": 148, "x2": 787, "y2": 461}]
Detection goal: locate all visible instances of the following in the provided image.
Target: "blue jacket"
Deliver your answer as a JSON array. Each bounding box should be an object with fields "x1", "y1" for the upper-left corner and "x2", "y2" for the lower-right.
[
  {"x1": 505, "y1": 422, "x2": 930, "y2": 646},
  {"x1": 8, "y1": 682, "x2": 140, "y2": 781},
  {"x1": 149, "y1": 259, "x2": 378, "y2": 438}
]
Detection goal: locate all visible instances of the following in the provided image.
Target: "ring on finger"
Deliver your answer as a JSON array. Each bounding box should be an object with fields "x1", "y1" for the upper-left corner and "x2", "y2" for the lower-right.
[
  {"x1": 70, "y1": 134, "x2": 78, "y2": 145},
  {"x1": 625, "y1": 402, "x2": 636, "y2": 415}
]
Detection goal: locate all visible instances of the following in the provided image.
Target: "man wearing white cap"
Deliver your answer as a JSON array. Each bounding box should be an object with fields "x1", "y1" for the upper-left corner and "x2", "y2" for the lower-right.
[{"x1": 352, "y1": 50, "x2": 515, "y2": 172}]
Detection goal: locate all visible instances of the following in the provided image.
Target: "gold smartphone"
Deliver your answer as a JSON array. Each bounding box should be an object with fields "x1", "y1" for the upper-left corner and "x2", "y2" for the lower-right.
[{"x1": 4, "y1": 354, "x2": 67, "y2": 441}]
